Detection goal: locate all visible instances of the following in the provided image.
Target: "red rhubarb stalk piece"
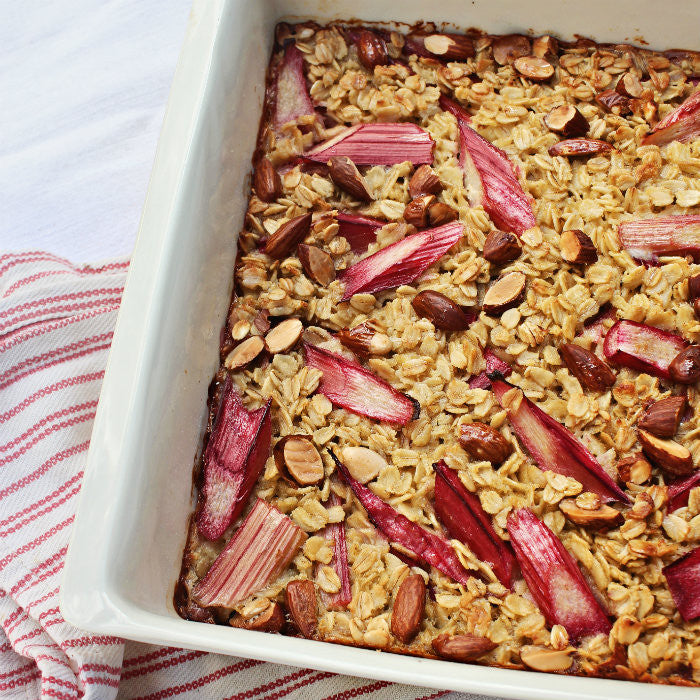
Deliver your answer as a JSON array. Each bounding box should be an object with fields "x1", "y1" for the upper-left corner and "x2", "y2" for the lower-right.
[
  {"x1": 304, "y1": 343, "x2": 419, "y2": 424},
  {"x1": 507, "y1": 508, "x2": 611, "y2": 641},
  {"x1": 337, "y1": 211, "x2": 383, "y2": 253},
  {"x1": 491, "y1": 377, "x2": 630, "y2": 503},
  {"x1": 434, "y1": 461, "x2": 516, "y2": 588},
  {"x1": 440, "y1": 96, "x2": 536, "y2": 237},
  {"x1": 663, "y1": 545, "x2": 700, "y2": 620},
  {"x1": 603, "y1": 319, "x2": 687, "y2": 380},
  {"x1": 331, "y1": 452, "x2": 471, "y2": 584},
  {"x1": 306, "y1": 123, "x2": 434, "y2": 165},
  {"x1": 469, "y1": 349, "x2": 512, "y2": 390},
  {"x1": 194, "y1": 498, "x2": 307, "y2": 607},
  {"x1": 274, "y1": 44, "x2": 316, "y2": 130},
  {"x1": 618, "y1": 215, "x2": 700, "y2": 263},
  {"x1": 642, "y1": 88, "x2": 700, "y2": 146},
  {"x1": 196, "y1": 378, "x2": 272, "y2": 540},
  {"x1": 578, "y1": 305, "x2": 617, "y2": 357},
  {"x1": 316, "y1": 492, "x2": 352, "y2": 609},
  {"x1": 668, "y1": 470, "x2": 700, "y2": 512},
  {"x1": 339, "y1": 222, "x2": 463, "y2": 301}
]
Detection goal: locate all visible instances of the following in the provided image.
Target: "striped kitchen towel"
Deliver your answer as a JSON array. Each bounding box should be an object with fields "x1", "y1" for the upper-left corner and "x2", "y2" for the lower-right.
[{"x1": 0, "y1": 251, "x2": 485, "y2": 700}]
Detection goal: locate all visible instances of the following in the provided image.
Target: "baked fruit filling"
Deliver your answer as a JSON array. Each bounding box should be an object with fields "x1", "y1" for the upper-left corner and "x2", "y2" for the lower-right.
[{"x1": 175, "y1": 22, "x2": 700, "y2": 685}]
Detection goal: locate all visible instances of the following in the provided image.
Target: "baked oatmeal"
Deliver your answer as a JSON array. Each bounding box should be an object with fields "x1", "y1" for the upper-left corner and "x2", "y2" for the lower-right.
[{"x1": 175, "y1": 21, "x2": 700, "y2": 686}]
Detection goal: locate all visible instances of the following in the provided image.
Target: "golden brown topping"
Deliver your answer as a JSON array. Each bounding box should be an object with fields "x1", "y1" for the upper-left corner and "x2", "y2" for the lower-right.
[
  {"x1": 520, "y1": 646, "x2": 573, "y2": 672},
  {"x1": 559, "y1": 498, "x2": 623, "y2": 530},
  {"x1": 617, "y1": 453, "x2": 653, "y2": 485},
  {"x1": 265, "y1": 318, "x2": 303, "y2": 354},
  {"x1": 254, "y1": 157, "x2": 282, "y2": 202},
  {"x1": 492, "y1": 34, "x2": 531, "y2": 65},
  {"x1": 230, "y1": 601, "x2": 285, "y2": 632},
  {"x1": 298, "y1": 244, "x2": 336, "y2": 287},
  {"x1": 483, "y1": 229, "x2": 521, "y2": 265},
  {"x1": 544, "y1": 105, "x2": 589, "y2": 137},
  {"x1": 328, "y1": 156, "x2": 372, "y2": 201},
  {"x1": 340, "y1": 446, "x2": 387, "y2": 483},
  {"x1": 408, "y1": 164, "x2": 442, "y2": 198},
  {"x1": 432, "y1": 634, "x2": 497, "y2": 662},
  {"x1": 390, "y1": 574, "x2": 426, "y2": 644},
  {"x1": 513, "y1": 56, "x2": 554, "y2": 81},
  {"x1": 224, "y1": 336, "x2": 264, "y2": 370},
  {"x1": 638, "y1": 429, "x2": 694, "y2": 476},
  {"x1": 638, "y1": 395, "x2": 686, "y2": 438},
  {"x1": 411, "y1": 290, "x2": 473, "y2": 331},
  {"x1": 668, "y1": 345, "x2": 700, "y2": 384},
  {"x1": 482, "y1": 271, "x2": 526, "y2": 315},
  {"x1": 560, "y1": 229, "x2": 598, "y2": 265},
  {"x1": 274, "y1": 435, "x2": 324, "y2": 486},
  {"x1": 264, "y1": 213, "x2": 312, "y2": 258},
  {"x1": 560, "y1": 343, "x2": 616, "y2": 391},
  {"x1": 286, "y1": 579, "x2": 317, "y2": 638},
  {"x1": 459, "y1": 422, "x2": 512, "y2": 465}
]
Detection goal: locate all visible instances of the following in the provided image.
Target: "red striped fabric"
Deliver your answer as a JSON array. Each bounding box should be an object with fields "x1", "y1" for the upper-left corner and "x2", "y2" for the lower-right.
[{"x1": 0, "y1": 252, "x2": 482, "y2": 699}]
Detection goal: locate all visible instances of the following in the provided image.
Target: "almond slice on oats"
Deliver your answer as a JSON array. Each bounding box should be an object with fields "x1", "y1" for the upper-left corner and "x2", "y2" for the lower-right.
[
  {"x1": 482, "y1": 271, "x2": 526, "y2": 315},
  {"x1": 520, "y1": 646, "x2": 573, "y2": 672},
  {"x1": 638, "y1": 429, "x2": 694, "y2": 476},
  {"x1": 274, "y1": 435, "x2": 324, "y2": 485},
  {"x1": 265, "y1": 318, "x2": 303, "y2": 354},
  {"x1": 298, "y1": 244, "x2": 336, "y2": 286},
  {"x1": 315, "y1": 491, "x2": 352, "y2": 609},
  {"x1": 340, "y1": 446, "x2": 387, "y2": 483},
  {"x1": 224, "y1": 335, "x2": 265, "y2": 370}
]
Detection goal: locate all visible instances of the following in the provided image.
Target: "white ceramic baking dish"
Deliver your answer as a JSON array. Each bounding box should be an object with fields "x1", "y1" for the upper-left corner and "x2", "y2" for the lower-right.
[{"x1": 61, "y1": 1, "x2": 700, "y2": 697}]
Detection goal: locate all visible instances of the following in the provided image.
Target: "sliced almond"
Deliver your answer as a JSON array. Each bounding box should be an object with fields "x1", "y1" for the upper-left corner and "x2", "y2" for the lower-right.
[
  {"x1": 482, "y1": 271, "x2": 526, "y2": 315},
  {"x1": 432, "y1": 634, "x2": 497, "y2": 662},
  {"x1": 492, "y1": 34, "x2": 531, "y2": 65},
  {"x1": 514, "y1": 56, "x2": 554, "y2": 81},
  {"x1": 340, "y1": 446, "x2": 387, "y2": 483},
  {"x1": 483, "y1": 229, "x2": 521, "y2": 265},
  {"x1": 559, "y1": 498, "x2": 623, "y2": 530},
  {"x1": 638, "y1": 395, "x2": 686, "y2": 438},
  {"x1": 286, "y1": 579, "x2": 317, "y2": 638},
  {"x1": 422, "y1": 33, "x2": 474, "y2": 61},
  {"x1": 336, "y1": 321, "x2": 391, "y2": 358},
  {"x1": 560, "y1": 229, "x2": 598, "y2": 264},
  {"x1": 298, "y1": 244, "x2": 335, "y2": 287},
  {"x1": 617, "y1": 452, "x2": 652, "y2": 485},
  {"x1": 390, "y1": 574, "x2": 426, "y2": 644},
  {"x1": 264, "y1": 213, "x2": 312, "y2": 259},
  {"x1": 638, "y1": 429, "x2": 694, "y2": 476},
  {"x1": 265, "y1": 318, "x2": 303, "y2": 354},
  {"x1": 615, "y1": 72, "x2": 643, "y2": 99},
  {"x1": 328, "y1": 156, "x2": 372, "y2": 201},
  {"x1": 520, "y1": 645, "x2": 573, "y2": 672},
  {"x1": 224, "y1": 335, "x2": 264, "y2": 370},
  {"x1": 544, "y1": 104, "x2": 589, "y2": 137},
  {"x1": 408, "y1": 165, "x2": 442, "y2": 198},
  {"x1": 274, "y1": 435, "x2": 324, "y2": 485},
  {"x1": 230, "y1": 601, "x2": 285, "y2": 632}
]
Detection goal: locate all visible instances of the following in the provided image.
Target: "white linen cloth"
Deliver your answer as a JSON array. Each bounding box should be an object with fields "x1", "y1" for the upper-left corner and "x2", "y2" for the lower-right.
[{"x1": 0, "y1": 2, "x2": 507, "y2": 698}]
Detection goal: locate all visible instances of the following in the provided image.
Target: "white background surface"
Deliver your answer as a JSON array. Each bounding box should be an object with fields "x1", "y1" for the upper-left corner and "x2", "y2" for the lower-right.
[{"x1": 1, "y1": 0, "x2": 192, "y2": 261}]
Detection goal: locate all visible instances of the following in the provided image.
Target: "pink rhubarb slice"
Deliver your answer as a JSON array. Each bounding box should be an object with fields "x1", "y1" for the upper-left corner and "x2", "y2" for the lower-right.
[
  {"x1": 440, "y1": 96, "x2": 536, "y2": 237},
  {"x1": 578, "y1": 305, "x2": 617, "y2": 357},
  {"x1": 337, "y1": 211, "x2": 383, "y2": 253},
  {"x1": 668, "y1": 470, "x2": 700, "y2": 512},
  {"x1": 274, "y1": 44, "x2": 316, "y2": 130},
  {"x1": 434, "y1": 460, "x2": 516, "y2": 588},
  {"x1": 196, "y1": 378, "x2": 272, "y2": 540},
  {"x1": 469, "y1": 349, "x2": 512, "y2": 390},
  {"x1": 315, "y1": 491, "x2": 352, "y2": 609},
  {"x1": 194, "y1": 498, "x2": 306, "y2": 608},
  {"x1": 304, "y1": 343, "x2": 419, "y2": 424},
  {"x1": 618, "y1": 215, "x2": 700, "y2": 263},
  {"x1": 332, "y1": 452, "x2": 471, "y2": 584},
  {"x1": 603, "y1": 319, "x2": 687, "y2": 381},
  {"x1": 306, "y1": 123, "x2": 434, "y2": 166},
  {"x1": 507, "y1": 508, "x2": 611, "y2": 641},
  {"x1": 491, "y1": 377, "x2": 630, "y2": 503},
  {"x1": 339, "y1": 221, "x2": 464, "y2": 301},
  {"x1": 642, "y1": 88, "x2": 700, "y2": 146},
  {"x1": 663, "y1": 546, "x2": 700, "y2": 620}
]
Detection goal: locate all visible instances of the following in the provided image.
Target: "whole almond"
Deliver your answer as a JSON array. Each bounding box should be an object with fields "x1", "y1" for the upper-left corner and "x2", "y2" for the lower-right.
[
  {"x1": 560, "y1": 343, "x2": 616, "y2": 391},
  {"x1": 492, "y1": 34, "x2": 531, "y2": 65},
  {"x1": 230, "y1": 601, "x2": 285, "y2": 632},
  {"x1": 328, "y1": 156, "x2": 372, "y2": 201},
  {"x1": 341, "y1": 446, "x2": 387, "y2": 483},
  {"x1": 482, "y1": 271, "x2": 526, "y2": 315},
  {"x1": 520, "y1": 645, "x2": 573, "y2": 672},
  {"x1": 532, "y1": 35, "x2": 558, "y2": 60},
  {"x1": 544, "y1": 105, "x2": 589, "y2": 137},
  {"x1": 274, "y1": 435, "x2": 324, "y2": 485},
  {"x1": 638, "y1": 395, "x2": 686, "y2": 438},
  {"x1": 265, "y1": 318, "x2": 303, "y2": 354},
  {"x1": 483, "y1": 229, "x2": 521, "y2": 265},
  {"x1": 638, "y1": 429, "x2": 693, "y2": 476},
  {"x1": 421, "y1": 33, "x2": 475, "y2": 61},
  {"x1": 354, "y1": 29, "x2": 388, "y2": 70},
  {"x1": 404, "y1": 195, "x2": 435, "y2": 227},
  {"x1": 409, "y1": 165, "x2": 442, "y2": 198},
  {"x1": 411, "y1": 290, "x2": 473, "y2": 331},
  {"x1": 286, "y1": 579, "x2": 317, "y2": 638},
  {"x1": 459, "y1": 422, "x2": 512, "y2": 465},
  {"x1": 427, "y1": 201, "x2": 459, "y2": 226},
  {"x1": 669, "y1": 345, "x2": 700, "y2": 384},
  {"x1": 390, "y1": 574, "x2": 426, "y2": 644},
  {"x1": 298, "y1": 244, "x2": 335, "y2": 286},
  {"x1": 559, "y1": 498, "x2": 623, "y2": 530},
  {"x1": 264, "y1": 213, "x2": 312, "y2": 258},
  {"x1": 254, "y1": 157, "x2": 282, "y2": 203},
  {"x1": 224, "y1": 335, "x2": 264, "y2": 370},
  {"x1": 548, "y1": 138, "x2": 613, "y2": 157},
  {"x1": 560, "y1": 229, "x2": 598, "y2": 264},
  {"x1": 617, "y1": 452, "x2": 652, "y2": 484},
  {"x1": 432, "y1": 634, "x2": 497, "y2": 662},
  {"x1": 514, "y1": 56, "x2": 554, "y2": 81}
]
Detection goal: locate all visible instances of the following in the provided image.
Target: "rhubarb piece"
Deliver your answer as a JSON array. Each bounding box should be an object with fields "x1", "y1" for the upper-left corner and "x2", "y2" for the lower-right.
[
  {"x1": 507, "y1": 508, "x2": 611, "y2": 640},
  {"x1": 286, "y1": 579, "x2": 317, "y2": 637},
  {"x1": 617, "y1": 452, "x2": 652, "y2": 485},
  {"x1": 603, "y1": 320, "x2": 688, "y2": 380},
  {"x1": 274, "y1": 44, "x2": 316, "y2": 130},
  {"x1": 336, "y1": 211, "x2": 383, "y2": 253},
  {"x1": 264, "y1": 212, "x2": 312, "y2": 259},
  {"x1": 544, "y1": 105, "x2": 589, "y2": 137},
  {"x1": 328, "y1": 156, "x2": 372, "y2": 201},
  {"x1": 230, "y1": 601, "x2": 285, "y2": 632},
  {"x1": 306, "y1": 123, "x2": 434, "y2": 166},
  {"x1": 196, "y1": 380, "x2": 273, "y2": 540},
  {"x1": 224, "y1": 336, "x2": 265, "y2": 371},
  {"x1": 264, "y1": 318, "x2": 303, "y2": 354},
  {"x1": 273, "y1": 435, "x2": 324, "y2": 486},
  {"x1": 339, "y1": 446, "x2": 387, "y2": 484},
  {"x1": 432, "y1": 634, "x2": 497, "y2": 662},
  {"x1": 520, "y1": 646, "x2": 573, "y2": 672},
  {"x1": 404, "y1": 33, "x2": 474, "y2": 62},
  {"x1": 409, "y1": 164, "x2": 442, "y2": 198},
  {"x1": 669, "y1": 345, "x2": 700, "y2": 384},
  {"x1": 559, "y1": 498, "x2": 623, "y2": 531},
  {"x1": 458, "y1": 423, "x2": 512, "y2": 466},
  {"x1": 492, "y1": 35, "x2": 531, "y2": 65},
  {"x1": 335, "y1": 321, "x2": 391, "y2": 358},
  {"x1": 254, "y1": 158, "x2": 282, "y2": 202},
  {"x1": 349, "y1": 29, "x2": 389, "y2": 70},
  {"x1": 596, "y1": 89, "x2": 631, "y2": 116},
  {"x1": 404, "y1": 194, "x2": 435, "y2": 227},
  {"x1": 663, "y1": 546, "x2": 700, "y2": 620},
  {"x1": 390, "y1": 574, "x2": 426, "y2": 644},
  {"x1": 482, "y1": 271, "x2": 526, "y2": 315},
  {"x1": 339, "y1": 222, "x2": 463, "y2": 301},
  {"x1": 638, "y1": 429, "x2": 693, "y2": 476},
  {"x1": 441, "y1": 96, "x2": 537, "y2": 237},
  {"x1": 668, "y1": 471, "x2": 700, "y2": 512},
  {"x1": 514, "y1": 56, "x2": 554, "y2": 81},
  {"x1": 427, "y1": 201, "x2": 459, "y2": 226},
  {"x1": 316, "y1": 492, "x2": 352, "y2": 609},
  {"x1": 411, "y1": 290, "x2": 474, "y2": 331},
  {"x1": 491, "y1": 377, "x2": 630, "y2": 503},
  {"x1": 194, "y1": 498, "x2": 306, "y2": 606},
  {"x1": 560, "y1": 343, "x2": 616, "y2": 392},
  {"x1": 638, "y1": 396, "x2": 686, "y2": 437},
  {"x1": 579, "y1": 305, "x2": 617, "y2": 350},
  {"x1": 642, "y1": 88, "x2": 700, "y2": 146},
  {"x1": 304, "y1": 343, "x2": 419, "y2": 424},
  {"x1": 618, "y1": 215, "x2": 700, "y2": 262},
  {"x1": 298, "y1": 244, "x2": 335, "y2": 286},
  {"x1": 616, "y1": 72, "x2": 643, "y2": 99},
  {"x1": 434, "y1": 460, "x2": 516, "y2": 588},
  {"x1": 469, "y1": 349, "x2": 512, "y2": 390},
  {"x1": 532, "y1": 35, "x2": 559, "y2": 61},
  {"x1": 332, "y1": 452, "x2": 471, "y2": 584},
  {"x1": 560, "y1": 230, "x2": 598, "y2": 265},
  {"x1": 548, "y1": 138, "x2": 613, "y2": 157},
  {"x1": 483, "y1": 229, "x2": 522, "y2": 265}
]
